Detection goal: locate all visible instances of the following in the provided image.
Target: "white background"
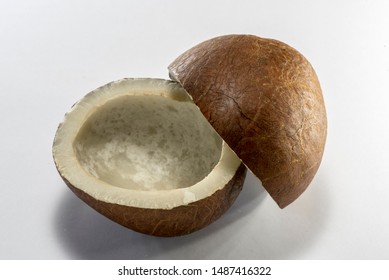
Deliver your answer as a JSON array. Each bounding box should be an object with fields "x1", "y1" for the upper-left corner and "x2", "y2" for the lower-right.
[{"x1": 1, "y1": 0, "x2": 388, "y2": 259}]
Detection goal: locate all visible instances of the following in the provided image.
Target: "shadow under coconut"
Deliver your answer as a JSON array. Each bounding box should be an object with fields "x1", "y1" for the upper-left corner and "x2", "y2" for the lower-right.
[
  {"x1": 53, "y1": 171, "x2": 330, "y2": 259},
  {"x1": 53, "y1": 171, "x2": 264, "y2": 259},
  {"x1": 250, "y1": 171, "x2": 331, "y2": 259}
]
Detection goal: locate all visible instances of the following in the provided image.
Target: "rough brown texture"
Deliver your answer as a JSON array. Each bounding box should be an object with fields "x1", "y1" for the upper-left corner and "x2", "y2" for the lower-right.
[
  {"x1": 169, "y1": 35, "x2": 327, "y2": 208},
  {"x1": 63, "y1": 163, "x2": 246, "y2": 237}
]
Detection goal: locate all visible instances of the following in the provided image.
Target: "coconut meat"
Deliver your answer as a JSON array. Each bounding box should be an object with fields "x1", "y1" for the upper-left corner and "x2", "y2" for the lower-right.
[
  {"x1": 74, "y1": 94, "x2": 222, "y2": 191},
  {"x1": 53, "y1": 79, "x2": 241, "y2": 209}
]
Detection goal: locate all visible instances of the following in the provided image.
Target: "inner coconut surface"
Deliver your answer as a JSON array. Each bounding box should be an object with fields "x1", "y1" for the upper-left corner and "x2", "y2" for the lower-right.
[{"x1": 73, "y1": 95, "x2": 222, "y2": 191}]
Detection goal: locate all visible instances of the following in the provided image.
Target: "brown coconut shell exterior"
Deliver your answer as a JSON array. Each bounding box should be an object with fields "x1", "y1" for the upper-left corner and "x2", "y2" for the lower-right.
[
  {"x1": 62, "y1": 163, "x2": 246, "y2": 237},
  {"x1": 169, "y1": 35, "x2": 327, "y2": 208}
]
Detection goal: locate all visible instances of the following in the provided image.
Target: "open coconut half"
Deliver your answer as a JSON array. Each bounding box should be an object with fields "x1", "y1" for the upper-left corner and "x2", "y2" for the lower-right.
[{"x1": 53, "y1": 78, "x2": 246, "y2": 237}]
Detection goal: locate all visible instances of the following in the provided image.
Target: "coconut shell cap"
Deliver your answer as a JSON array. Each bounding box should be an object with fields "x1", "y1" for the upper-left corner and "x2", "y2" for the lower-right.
[{"x1": 169, "y1": 34, "x2": 327, "y2": 208}]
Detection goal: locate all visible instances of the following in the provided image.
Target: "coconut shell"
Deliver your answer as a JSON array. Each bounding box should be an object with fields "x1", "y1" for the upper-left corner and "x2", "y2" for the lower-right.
[
  {"x1": 169, "y1": 34, "x2": 327, "y2": 208},
  {"x1": 63, "y1": 163, "x2": 246, "y2": 237}
]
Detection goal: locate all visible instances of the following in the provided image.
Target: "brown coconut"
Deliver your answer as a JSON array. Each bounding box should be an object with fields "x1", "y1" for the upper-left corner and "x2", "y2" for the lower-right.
[{"x1": 169, "y1": 34, "x2": 327, "y2": 208}]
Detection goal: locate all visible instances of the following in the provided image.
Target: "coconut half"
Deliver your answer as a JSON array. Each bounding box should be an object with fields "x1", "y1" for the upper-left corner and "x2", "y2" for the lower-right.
[
  {"x1": 169, "y1": 35, "x2": 327, "y2": 208},
  {"x1": 53, "y1": 78, "x2": 246, "y2": 236}
]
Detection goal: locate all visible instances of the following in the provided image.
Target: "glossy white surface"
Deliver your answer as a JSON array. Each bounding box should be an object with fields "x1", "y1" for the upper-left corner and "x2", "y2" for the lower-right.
[{"x1": 1, "y1": 0, "x2": 388, "y2": 259}]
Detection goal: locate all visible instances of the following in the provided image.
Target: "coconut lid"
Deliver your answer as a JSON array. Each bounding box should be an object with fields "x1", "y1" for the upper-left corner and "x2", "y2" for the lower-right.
[{"x1": 168, "y1": 34, "x2": 327, "y2": 208}]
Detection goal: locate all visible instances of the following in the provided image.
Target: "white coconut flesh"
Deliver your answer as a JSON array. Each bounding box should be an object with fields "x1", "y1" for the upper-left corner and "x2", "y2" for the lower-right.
[{"x1": 53, "y1": 78, "x2": 242, "y2": 209}]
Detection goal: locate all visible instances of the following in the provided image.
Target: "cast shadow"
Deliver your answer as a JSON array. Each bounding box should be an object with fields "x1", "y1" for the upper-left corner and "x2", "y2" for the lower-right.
[
  {"x1": 53, "y1": 170, "x2": 330, "y2": 259},
  {"x1": 251, "y1": 170, "x2": 331, "y2": 259},
  {"x1": 53, "y1": 172, "x2": 266, "y2": 259}
]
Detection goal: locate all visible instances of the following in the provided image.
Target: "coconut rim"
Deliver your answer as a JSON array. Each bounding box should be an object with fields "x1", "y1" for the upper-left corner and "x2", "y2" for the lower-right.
[{"x1": 52, "y1": 78, "x2": 242, "y2": 210}]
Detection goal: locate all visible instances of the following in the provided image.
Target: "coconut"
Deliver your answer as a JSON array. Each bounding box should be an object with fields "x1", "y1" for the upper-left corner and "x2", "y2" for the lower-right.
[
  {"x1": 52, "y1": 78, "x2": 246, "y2": 236},
  {"x1": 53, "y1": 34, "x2": 327, "y2": 236},
  {"x1": 169, "y1": 35, "x2": 327, "y2": 208}
]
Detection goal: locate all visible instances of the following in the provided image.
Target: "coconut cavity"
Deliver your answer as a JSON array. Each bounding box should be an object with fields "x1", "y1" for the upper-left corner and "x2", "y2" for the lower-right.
[{"x1": 73, "y1": 95, "x2": 222, "y2": 191}]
